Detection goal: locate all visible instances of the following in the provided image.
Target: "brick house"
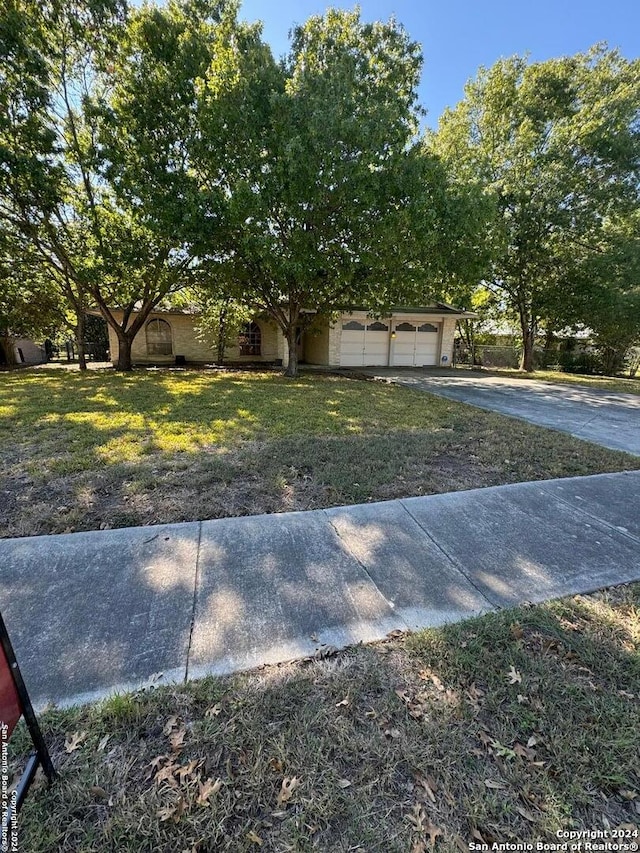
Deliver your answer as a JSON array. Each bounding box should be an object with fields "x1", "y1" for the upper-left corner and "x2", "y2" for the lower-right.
[{"x1": 104, "y1": 304, "x2": 474, "y2": 369}]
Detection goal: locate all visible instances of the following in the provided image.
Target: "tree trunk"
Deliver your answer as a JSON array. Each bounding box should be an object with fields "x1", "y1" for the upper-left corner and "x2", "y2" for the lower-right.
[
  {"x1": 520, "y1": 327, "x2": 536, "y2": 372},
  {"x1": 284, "y1": 325, "x2": 299, "y2": 377},
  {"x1": 115, "y1": 333, "x2": 133, "y2": 371},
  {"x1": 0, "y1": 334, "x2": 16, "y2": 366},
  {"x1": 216, "y1": 306, "x2": 227, "y2": 366},
  {"x1": 518, "y1": 306, "x2": 537, "y2": 372},
  {"x1": 76, "y1": 310, "x2": 87, "y2": 371}
]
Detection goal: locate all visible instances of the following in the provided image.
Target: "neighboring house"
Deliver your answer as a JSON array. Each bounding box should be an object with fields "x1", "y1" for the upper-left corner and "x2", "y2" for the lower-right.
[
  {"x1": 104, "y1": 304, "x2": 475, "y2": 369},
  {"x1": 0, "y1": 336, "x2": 46, "y2": 366}
]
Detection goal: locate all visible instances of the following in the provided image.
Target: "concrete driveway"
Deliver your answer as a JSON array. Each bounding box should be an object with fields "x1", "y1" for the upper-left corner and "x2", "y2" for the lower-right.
[{"x1": 363, "y1": 369, "x2": 640, "y2": 456}]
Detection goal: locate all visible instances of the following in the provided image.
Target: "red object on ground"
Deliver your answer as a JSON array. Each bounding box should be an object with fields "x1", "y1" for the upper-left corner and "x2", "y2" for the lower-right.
[{"x1": 0, "y1": 643, "x2": 21, "y2": 734}]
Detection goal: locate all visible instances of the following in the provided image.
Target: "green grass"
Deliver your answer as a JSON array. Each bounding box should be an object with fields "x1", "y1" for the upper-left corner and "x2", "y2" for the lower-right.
[
  {"x1": 478, "y1": 367, "x2": 640, "y2": 396},
  {"x1": 11, "y1": 583, "x2": 640, "y2": 851},
  {"x1": 1, "y1": 366, "x2": 638, "y2": 537}
]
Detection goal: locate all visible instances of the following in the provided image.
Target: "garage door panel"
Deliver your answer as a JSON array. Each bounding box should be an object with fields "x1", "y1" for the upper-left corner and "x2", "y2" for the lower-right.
[
  {"x1": 390, "y1": 319, "x2": 441, "y2": 367},
  {"x1": 340, "y1": 319, "x2": 390, "y2": 367}
]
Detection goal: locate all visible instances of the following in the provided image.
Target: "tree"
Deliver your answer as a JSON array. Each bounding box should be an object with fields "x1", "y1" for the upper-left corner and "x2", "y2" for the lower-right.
[
  {"x1": 0, "y1": 0, "x2": 208, "y2": 371},
  {"x1": 193, "y1": 9, "x2": 460, "y2": 376},
  {"x1": 194, "y1": 295, "x2": 252, "y2": 365},
  {"x1": 0, "y1": 227, "x2": 61, "y2": 363},
  {"x1": 431, "y1": 47, "x2": 640, "y2": 371}
]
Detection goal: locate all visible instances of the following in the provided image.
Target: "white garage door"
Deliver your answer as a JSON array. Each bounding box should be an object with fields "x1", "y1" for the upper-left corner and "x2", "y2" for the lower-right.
[
  {"x1": 391, "y1": 320, "x2": 440, "y2": 367},
  {"x1": 340, "y1": 319, "x2": 390, "y2": 366}
]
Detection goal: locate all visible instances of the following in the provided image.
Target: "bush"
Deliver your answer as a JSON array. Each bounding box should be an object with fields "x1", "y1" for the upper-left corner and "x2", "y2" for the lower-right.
[{"x1": 557, "y1": 350, "x2": 602, "y2": 375}]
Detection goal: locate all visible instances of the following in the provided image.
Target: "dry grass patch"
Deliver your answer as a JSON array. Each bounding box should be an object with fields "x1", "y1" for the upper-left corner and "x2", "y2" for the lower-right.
[
  {"x1": 11, "y1": 584, "x2": 640, "y2": 851},
  {"x1": 1, "y1": 367, "x2": 638, "y2": 537}
]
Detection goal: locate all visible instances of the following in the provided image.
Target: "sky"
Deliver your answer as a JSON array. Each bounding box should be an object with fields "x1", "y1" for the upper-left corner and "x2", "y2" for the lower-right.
[{"x1": 237, "y1": 0, "x2": 640, "y2": 128}]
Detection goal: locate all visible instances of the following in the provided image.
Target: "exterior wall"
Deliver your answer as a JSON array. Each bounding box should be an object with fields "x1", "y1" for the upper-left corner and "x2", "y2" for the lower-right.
[
  {"x1": 13, "y1": 338, "x2": 45, "y2": 365},
  {"x1": 106, "y1": 311, "x2": 282, "y2": 365},
  {"x1": 304, "y1": 318, "x2": 330, "y2": 365},
  {"x1": 328, "y1": 320, "x2": 342, "y2": 366},
  {"x1": 439, "y1": 317, "x2": 457, "y2": 366}
]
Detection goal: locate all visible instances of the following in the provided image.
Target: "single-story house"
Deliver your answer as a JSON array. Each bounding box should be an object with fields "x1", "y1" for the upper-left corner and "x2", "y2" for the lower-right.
[
  {"x1": 0, "y1": 336, "x2": 46, "y2": 366},
  {"x1": 105, "y1": 304, "x2": 475, "y2": 369}
]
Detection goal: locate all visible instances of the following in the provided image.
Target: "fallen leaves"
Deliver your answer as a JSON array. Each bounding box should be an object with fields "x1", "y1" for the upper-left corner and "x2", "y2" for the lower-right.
[
  {"x1": 65, "y1": 731, "x2": 88, "y2": 753},
  {"x1": 196, "y1": 778, "x2": 222, "y2": 806},
  {"x1": 169, "y1": 728, "x2": 187, "y2": 753},
  {"x1": 277, "y1": 777, "x2": 300, "y2": 807},
  {"x1": 157, "y1": 796, "x2": 186, "y2": 823},
  {"x1": 507, "y1": 665, "x2": 522, "y2": 684}
]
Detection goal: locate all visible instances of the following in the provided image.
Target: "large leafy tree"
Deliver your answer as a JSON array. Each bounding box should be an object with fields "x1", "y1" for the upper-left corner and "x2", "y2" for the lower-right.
[
  {"x1": 193, "y1": 9, "x2": 466, "y2": 376},
  {"x1": 431, "y1": 47, "x2": 640, "y2": 371},
  {"x1": 0, "y1": 0, "x2": 212, "y2": 371}
]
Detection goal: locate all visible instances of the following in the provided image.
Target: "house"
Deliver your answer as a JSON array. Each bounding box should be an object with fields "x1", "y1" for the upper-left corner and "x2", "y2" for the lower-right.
[
  {"x1": 0, "y1": 336, "x2": 46, "y2": 366},
  {"x1": 104, "y1": 304, "x2": 475, "y2": 369}
]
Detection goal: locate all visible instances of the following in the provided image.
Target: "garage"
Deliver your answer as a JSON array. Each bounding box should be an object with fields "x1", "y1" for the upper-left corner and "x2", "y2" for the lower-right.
[
  {"x1": 390, "y1": 320, "x2": 440, "y2": 367},
  {"x1": 340, "y1": 318, "x2": 390, "y2": 366}
]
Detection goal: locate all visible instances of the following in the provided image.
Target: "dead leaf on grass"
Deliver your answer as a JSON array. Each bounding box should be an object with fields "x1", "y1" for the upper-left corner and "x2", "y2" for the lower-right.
[
  {"x1": 277, "y1": 776, "x2": 300, "y2": 806},
  {"x1": 155, "y1": 762, "x2": 179, "y2": 788},
  {"x1": 510, "y1": 622, "x2": 524, "y2": 640},
  {"x1": 169, "y1": 728, "x2": 186, "y2": 753},
  {"x1": 89, "y1": 786, "x2": 109, "y2": 801},
  {"x1": 337, "y1": 779, "x2": 352, "y2": 789},
  {"x1": 507, "y1": 665, "x2": 522, "y2": 684},
  {"x1": 196, "y1": 778, "x2": 222, "y2": 805},
  {"x1": 177, "y1": 759, "x2": 203, "y2": 782},
  {"x1": 416, "y1": 774, "x2": 437, "y2": 804},
  {"x1": 335, "y1": 697, "x2": 350, "y2": 708},
  {"x1": 484, "y1": 779, "x2": 507, "y2": 790},
  {"x1": 65, "y1": 731, "x2": 88, "y2": 753},
  {"x1": 157, "y1": 796, "x2": 186, "y2": 823},
  {"x1": 246, "y1": 831, "x2": 263, "y2": 846},
  {"x1": 163, "y1": 715, "x2": 179, "y2": 736},
  {"x1": 204, "y1": 704, "x2": 222, "y2": 718}
]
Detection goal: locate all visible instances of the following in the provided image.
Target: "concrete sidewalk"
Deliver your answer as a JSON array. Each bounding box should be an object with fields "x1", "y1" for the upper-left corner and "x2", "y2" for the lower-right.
[{"x1": 1, "y1": 470, "x2": 639, "y2": 709}]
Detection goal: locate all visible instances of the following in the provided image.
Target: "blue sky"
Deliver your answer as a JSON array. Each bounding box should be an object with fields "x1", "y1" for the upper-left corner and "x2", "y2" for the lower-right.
[{"x1": 238, "y1": 0, "x2": 640, "y2": 128}]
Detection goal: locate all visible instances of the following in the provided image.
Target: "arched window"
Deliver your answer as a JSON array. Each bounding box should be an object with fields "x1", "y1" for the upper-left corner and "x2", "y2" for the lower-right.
[
  {"x1": 395, "y1": 322, "x2": 416, "y2": 332},
  {"x1": 146, "y1": 318, "x2": 172, "y2": 356},
  {"x1": 342, "y1": 320, "x2": 365, "y2": 331},
  {"x1": 238, "y1": 321, "x2": 261, "y2": 356}
]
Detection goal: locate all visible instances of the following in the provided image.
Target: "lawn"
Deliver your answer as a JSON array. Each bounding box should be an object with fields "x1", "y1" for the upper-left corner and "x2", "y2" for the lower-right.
[
  {"x1": 1, "y1": 367, "x2": 639, "y2": 538},
  {"x1": 478, "y1": 367, "x2": 640, "y2": 396},
  {"x1": 11, "y1": 583, "x2": 640, "y2": 851}
]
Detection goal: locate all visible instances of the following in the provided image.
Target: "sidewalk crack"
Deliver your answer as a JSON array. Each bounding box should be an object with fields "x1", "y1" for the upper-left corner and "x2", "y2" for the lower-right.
[
  {"x1": 398, "y1": 501, "x2": 497, "y2": 611},
  {"x1": 322, "y1": 510, "x2": 411, "y2": 631},
  {"x1": 184, "y1": 521, "x2": 203, "y2": 683}
]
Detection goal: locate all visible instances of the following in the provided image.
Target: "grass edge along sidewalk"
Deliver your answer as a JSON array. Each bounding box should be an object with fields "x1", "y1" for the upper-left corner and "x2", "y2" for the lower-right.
[{"x1": 9, "y1": 582, "x2": 640, "y2": 852}]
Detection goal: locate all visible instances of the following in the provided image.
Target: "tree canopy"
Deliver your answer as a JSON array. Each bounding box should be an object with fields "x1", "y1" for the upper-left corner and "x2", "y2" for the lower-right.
[{"x1": 431, "y1": 47, "x2": 640, "y2": 371}]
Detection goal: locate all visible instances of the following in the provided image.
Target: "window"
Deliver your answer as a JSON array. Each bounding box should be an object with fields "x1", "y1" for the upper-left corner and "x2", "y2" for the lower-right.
[
  {"x1": 146, "y1": 319, "x2": 172, "y2": 356},
  {"x1": 367, "y1": 321, "x2": 389, "y2": 331},
  {"x1": 238, "y1": 321, "x2": 261, "y2": 356},
  {"x1": 342, "y1": 320, "x2": 365, "y2": 331},
  {"x1": 395, "y1": 322, "x2": 416, "y2": 332},
  {"x1": 418, "y1": 323, "x2": 439, "y2": 333}
]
